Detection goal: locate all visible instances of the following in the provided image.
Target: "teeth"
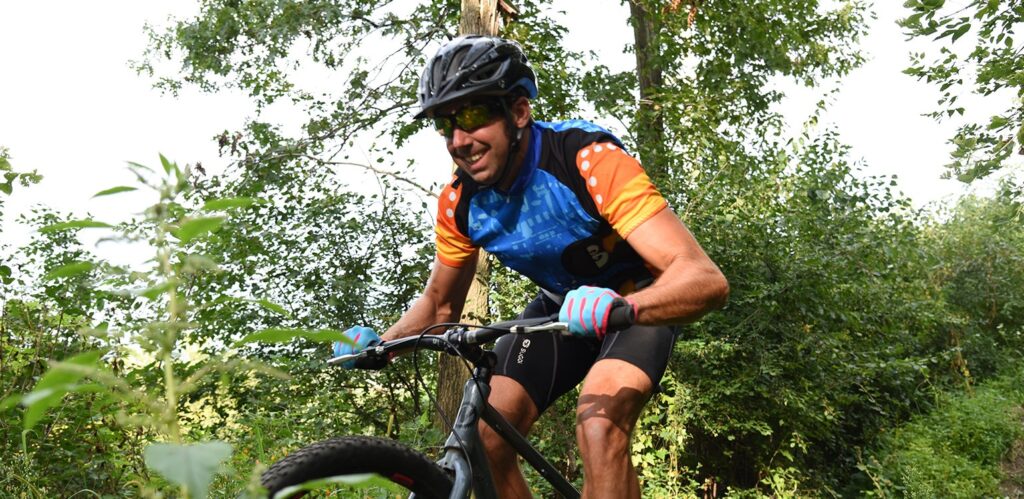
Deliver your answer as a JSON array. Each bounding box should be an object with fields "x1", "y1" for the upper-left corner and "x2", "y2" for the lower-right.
[{"x1": 466, "y1": 152, "x2": 484, "y2": 163}]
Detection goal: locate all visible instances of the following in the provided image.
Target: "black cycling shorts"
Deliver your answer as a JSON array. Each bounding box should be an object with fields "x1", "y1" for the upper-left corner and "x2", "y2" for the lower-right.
[{"x1": 493, "y1": 292, "x2": 677, "y2": 414}]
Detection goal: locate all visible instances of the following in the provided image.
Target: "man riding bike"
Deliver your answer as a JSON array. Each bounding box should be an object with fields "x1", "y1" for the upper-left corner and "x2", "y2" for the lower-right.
[{"x1": 335, "y1": 35, "x2": 729, "y2": 498}]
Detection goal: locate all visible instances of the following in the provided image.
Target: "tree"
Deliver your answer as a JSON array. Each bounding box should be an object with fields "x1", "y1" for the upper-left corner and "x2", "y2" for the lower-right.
[{"x1": 901, "y1": 0, "x2": 1024, "y2": 184}]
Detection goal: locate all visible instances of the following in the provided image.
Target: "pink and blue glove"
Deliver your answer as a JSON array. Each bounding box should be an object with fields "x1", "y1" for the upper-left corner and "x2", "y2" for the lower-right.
[
  {"x1": 333, "y1": 326, "x2": 382, "y2": 368},
  {"x1": 559, "y1": 286, "x2": 637, "y2": 339}
]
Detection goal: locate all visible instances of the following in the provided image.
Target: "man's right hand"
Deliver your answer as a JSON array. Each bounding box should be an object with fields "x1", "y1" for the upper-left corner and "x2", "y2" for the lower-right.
[{"x1": 332, "y1": 326, "x2": 382, "y2": 368}]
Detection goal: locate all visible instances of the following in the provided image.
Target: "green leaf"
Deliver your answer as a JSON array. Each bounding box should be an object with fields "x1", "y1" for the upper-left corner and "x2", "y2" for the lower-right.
[
  {"x1": 238, "y1": 328, "x2": 350, "y2": 345},
  {"x1": 139, "y1": 281, "x2": 175, "y2": 300},
  {"x1": 950, "y1": 23, "x2": 971, "y2": 43},
  {"x1": 43, "y1": 261, "x2": 95, "y2": 281},
  {"x1": 173, "y1": 217, "x2": 225, "y2": 244},
  {"x1": 126, "y1": 161, "x2": 155, "y2": 173},
  {"x1": 254, "y1": 298, "x2": 289, "y2": 317},
  {"x1": 0, "y1": 394, "x2": 21, "y2": 412},
  {"x1": 202, "y1": 197, "x2": 258, "y2": 210},
  {"x1": 159, "y1": 153, "x2": 175, "y2": 175},
  {"x1": 0, "y1": 182, "x2": 11, "y2": 195},
  {"x1": 23, "y1": 350, "x2": 106, "y2": 430},
  {"x1": 210, "y1": 296, "x2": 291, "y2": 317},
  {"x1": 144, "y1": 441, "x2": 232, "y2": 499},
  {"x1": 93, "y1": 186, "x2": 137, "y2": 198},
  {"x1": 272, "y1": 473, "x2": 405, "y2": 498},
  {"x1": 39, "y1": 219, "x2": 113, "y2": 233}
]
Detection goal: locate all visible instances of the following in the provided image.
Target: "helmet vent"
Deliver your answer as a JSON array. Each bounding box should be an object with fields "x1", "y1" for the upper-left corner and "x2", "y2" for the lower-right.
[{"x1": 468, "y1": 62, "x2": 501, "y2": 83}]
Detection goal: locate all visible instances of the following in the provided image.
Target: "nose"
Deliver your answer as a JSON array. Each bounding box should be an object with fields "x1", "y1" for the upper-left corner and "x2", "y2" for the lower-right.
[{"x1": 449, "y1": 127, "x2": 472, "y2": 148}]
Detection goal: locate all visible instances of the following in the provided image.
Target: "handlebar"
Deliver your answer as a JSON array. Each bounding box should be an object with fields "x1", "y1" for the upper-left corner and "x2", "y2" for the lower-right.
[{"x1": 328, "y1": 298, "x2": 636, "y2": 369}]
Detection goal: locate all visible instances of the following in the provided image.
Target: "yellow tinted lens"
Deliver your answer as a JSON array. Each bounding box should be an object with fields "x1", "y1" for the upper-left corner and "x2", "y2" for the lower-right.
[
  {"x1": 454, "y1": 104, "x2": 493, "y2": 131},
  {"x1": 433, "y1": 117, "x2": 454, "y2": 137}
]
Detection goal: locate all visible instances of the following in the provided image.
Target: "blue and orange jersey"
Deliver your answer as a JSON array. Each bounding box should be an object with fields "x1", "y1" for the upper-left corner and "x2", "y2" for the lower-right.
[{"x1": 435, "y1": 120, "x2": 668, "y2": 295}]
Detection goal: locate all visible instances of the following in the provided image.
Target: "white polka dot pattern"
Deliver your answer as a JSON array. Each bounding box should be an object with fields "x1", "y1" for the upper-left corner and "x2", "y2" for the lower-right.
[
  {"x1": 446, "y1": 208, "x2": 454, "y2": 218},
  {"x1": 581, "y1": 160, "x2": 590, "y2": 171}
]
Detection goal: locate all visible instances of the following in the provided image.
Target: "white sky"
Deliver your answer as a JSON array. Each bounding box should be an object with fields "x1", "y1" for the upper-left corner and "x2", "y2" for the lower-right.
[{"x1": 0, "y1": 1, "x2": 1002, "y2": 257}]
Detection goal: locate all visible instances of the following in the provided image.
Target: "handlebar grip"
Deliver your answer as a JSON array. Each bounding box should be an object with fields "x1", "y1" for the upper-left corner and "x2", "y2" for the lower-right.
[
  {"x1": 607, "y1": 298, "x2": 636, "y2": 331},
  {"x1": 352, "y1": 353, "x2": 390, "y2": 370}
]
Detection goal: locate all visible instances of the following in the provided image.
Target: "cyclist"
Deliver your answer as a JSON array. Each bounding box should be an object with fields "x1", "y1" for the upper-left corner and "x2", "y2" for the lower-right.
[{"x1": 336, "y1": 35, "x2": 729, "y2": 498}]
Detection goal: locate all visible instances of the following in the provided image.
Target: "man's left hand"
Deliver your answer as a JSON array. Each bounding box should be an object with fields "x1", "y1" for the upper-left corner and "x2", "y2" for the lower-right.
[{"x1": 559, "y1": 285, "x2": 635, "y2": 339}]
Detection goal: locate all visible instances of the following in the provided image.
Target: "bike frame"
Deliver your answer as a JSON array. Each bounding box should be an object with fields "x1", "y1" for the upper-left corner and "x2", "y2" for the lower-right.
[{"x1": 434, "y1": 350, "x2": 580, "y2": 499}]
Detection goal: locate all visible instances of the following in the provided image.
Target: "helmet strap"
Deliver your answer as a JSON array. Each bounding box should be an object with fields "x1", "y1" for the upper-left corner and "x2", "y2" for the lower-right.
[{"x1": 492, "y1": 98, "x2": 527, "y2": 191}]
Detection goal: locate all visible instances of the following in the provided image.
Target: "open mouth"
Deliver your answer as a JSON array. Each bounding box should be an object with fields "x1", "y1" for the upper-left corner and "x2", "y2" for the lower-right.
[{"x1": 465, "y1": 151, "x2": 485, "y2": 164}]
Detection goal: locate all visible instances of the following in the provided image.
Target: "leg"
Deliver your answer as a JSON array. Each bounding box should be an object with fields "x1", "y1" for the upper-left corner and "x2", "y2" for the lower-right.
[
  {"x1": 576, "y1": 359, "x2": 654, "y2": 499},
  {"x1": 478, "y1": 375, "x2": 539, "y2": 498}
]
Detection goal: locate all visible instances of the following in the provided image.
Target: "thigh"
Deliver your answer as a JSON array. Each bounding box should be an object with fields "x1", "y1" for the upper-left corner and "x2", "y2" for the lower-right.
[
  {"x1": 493, "y1": 293, "x2": 600, "y2": 413},
  {"x1": 596, "y1": 323, "x2": 677, "y2": 392}
]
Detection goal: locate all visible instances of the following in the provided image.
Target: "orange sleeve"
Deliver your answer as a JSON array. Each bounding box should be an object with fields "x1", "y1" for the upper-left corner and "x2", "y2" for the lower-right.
[
  {"x1": 574, "y1": 142, "x2": 668, "y2": 238},
  {"x1": 435, "y1": 178, "x2": 477, "y2": 267}
]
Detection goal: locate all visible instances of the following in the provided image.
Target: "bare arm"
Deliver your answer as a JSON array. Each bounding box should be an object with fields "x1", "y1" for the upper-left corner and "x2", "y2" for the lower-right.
[
  {"x1": 380, "y1": 254, "x2": 478, "y2": 341},
  {"x1": 625, "y1": 208, "x2": 729, "y2": 325}
]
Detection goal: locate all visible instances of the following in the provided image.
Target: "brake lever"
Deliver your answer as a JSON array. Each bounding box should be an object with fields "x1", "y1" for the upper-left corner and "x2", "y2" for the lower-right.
[
  {"x1": 509, "y1": 322, "x2": 570, "y2": 334},
  {"x1": 327, "y1": 352, "x2": 361, "y2": 366},
  {"x1": 327, "y1": 344, "x2": 387, "y2": 366}
]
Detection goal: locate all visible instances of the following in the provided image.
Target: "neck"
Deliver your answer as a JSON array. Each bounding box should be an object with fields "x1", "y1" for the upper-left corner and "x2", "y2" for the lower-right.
[{"x1": 495, "y1": 124, "x2": 531, "y2": 192}]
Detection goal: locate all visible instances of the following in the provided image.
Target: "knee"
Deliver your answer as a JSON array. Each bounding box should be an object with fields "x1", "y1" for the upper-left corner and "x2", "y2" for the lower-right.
[
  {"x1": 576, "y1": 415, "x2": 629, "y2": 455},
  {"x1": 478, "y1": 420, "x2": 515, "y2": 464}
]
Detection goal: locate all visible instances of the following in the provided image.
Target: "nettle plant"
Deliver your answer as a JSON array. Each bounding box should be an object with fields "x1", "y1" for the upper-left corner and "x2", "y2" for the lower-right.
[{"x1": 0, "y1": 156, "x2": 358, "y2": 497}]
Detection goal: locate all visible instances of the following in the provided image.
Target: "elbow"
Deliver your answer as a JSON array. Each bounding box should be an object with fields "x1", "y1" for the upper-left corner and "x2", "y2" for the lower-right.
[{"x1": 706, "y1": 267, "x2": 730, "y2": 311}]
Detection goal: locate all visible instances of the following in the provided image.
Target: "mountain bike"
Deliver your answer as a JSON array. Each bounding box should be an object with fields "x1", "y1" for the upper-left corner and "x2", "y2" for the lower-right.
[{"x1": 259, "y1": 304, "x2": 635, "y2": 498}]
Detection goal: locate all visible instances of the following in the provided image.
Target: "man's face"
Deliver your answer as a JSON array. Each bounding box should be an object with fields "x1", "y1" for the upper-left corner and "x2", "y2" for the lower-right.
[{"x1": 435, "y1": 98, "x2": 510, "y2": 185}]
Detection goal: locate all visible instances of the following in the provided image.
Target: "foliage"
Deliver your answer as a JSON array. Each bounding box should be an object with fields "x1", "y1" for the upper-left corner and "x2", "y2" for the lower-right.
[
  {"x1": 928, "y1": 187, "x2": 1024, "y2": 378},
  {"x1": 901, "y1": 0, "x2": 1024, "y2": 184},
  {"x1": 583, "y1": 0, "x2": 868, "y2": 182},
  {"x1": 2, "y1": 157, "x2": 289, "y2": 498},
  {"x1": 856, "y1": 366, "x2": 1024, "y2": 497},
  {"x1": 5, "y1": 1, "x2": 1024, "y2": 498},
  {"x1": 0, "y1": 148, "x2": 41, "y2": 204}
]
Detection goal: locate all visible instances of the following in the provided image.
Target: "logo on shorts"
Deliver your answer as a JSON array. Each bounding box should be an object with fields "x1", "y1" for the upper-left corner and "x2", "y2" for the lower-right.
[{"x1": 516, "y1": 339, "x2": 532, "y2": 364}]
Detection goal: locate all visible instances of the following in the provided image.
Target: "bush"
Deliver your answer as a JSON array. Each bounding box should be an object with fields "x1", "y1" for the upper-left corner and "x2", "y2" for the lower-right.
[{"x1": 857, "y1": 367, "x2": 1024, "y2": 497}]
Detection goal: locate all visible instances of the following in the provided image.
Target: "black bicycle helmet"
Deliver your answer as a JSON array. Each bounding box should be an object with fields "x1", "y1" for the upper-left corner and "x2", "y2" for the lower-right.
[{"x1": 415, "y1": 36, "x2": 538, "y2": 119}]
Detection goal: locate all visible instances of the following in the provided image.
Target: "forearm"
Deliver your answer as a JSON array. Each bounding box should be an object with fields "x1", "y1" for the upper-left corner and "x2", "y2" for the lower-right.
[
  {"x1": 628, "y1": 256, "x2": 729, "y2": 326},
  {"x1": 380, "y1": 257, "x2": 475, "y2": 342},
  {"x1": 381, "y1": 291, "x2": 463, "y2": 341}
]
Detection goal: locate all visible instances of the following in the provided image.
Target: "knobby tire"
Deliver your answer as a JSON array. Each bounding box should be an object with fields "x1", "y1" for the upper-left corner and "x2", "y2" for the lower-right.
[{"x1": 261, "y1": 435, "x2": 453, "y2": 498}]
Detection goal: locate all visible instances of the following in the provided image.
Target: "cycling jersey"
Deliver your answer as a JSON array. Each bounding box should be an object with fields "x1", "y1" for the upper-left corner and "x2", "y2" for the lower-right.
[{"x1": 435, "y1": 119, "x2": 668, "y2": 295}]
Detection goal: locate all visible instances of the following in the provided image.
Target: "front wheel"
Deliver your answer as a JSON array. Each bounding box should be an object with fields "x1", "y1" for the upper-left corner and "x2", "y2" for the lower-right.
[{"x1": 260, "y1": 436, "x2": 453, "y2": 498}]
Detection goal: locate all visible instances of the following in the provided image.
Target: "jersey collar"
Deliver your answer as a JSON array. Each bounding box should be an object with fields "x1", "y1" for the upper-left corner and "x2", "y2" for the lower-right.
[{"x1": 497, "y1": 121, "x2": 542, "y2": 196}]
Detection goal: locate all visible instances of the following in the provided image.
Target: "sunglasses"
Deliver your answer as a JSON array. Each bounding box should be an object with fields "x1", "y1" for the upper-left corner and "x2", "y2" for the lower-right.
[{"x1": 432, "y1": 100, "x2": 504, "y2": 138}]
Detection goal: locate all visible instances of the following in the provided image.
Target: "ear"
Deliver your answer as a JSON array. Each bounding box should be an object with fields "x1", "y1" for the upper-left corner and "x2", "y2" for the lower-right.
[{"x1": 510, "y1": 97, "x2": 532, "y2": 128}]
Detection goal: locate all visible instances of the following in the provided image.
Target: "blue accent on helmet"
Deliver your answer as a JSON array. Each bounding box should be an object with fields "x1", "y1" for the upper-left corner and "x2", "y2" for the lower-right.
[{"x1": 512, "y1": 77, "x2": 538, "y2": 99}]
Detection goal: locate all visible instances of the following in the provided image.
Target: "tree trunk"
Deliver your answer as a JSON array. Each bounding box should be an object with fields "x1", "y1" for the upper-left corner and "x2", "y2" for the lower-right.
[
  {"x1": 628, "y1": 0, "x2": 668, "y2": 181},
  {"x1": 433, "y1": 0, "x2": 505, "y2": 433}
]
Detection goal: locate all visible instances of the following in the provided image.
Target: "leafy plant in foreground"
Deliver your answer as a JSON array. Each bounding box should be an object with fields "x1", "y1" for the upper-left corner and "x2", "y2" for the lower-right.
[{"x1": 2, "y1": 156, "x2": 289, "y2": 497}]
